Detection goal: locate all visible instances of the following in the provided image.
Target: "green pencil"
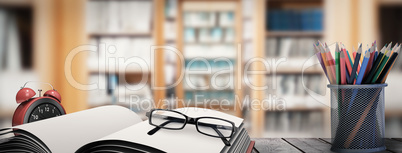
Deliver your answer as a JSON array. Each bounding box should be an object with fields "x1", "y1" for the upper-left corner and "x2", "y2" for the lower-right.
[
  {"x1": 371, "y1": 49, "x2": 391, "y2": 83},
  {"x1": 371, "y1": 43, "x2": 399, "y2": 83},
  {"x1": 335, "y1": 43, "x2": 340, "y2": 84},
  {"x1": 363, "y1": 45, "x2": 387, "y2": 84}
]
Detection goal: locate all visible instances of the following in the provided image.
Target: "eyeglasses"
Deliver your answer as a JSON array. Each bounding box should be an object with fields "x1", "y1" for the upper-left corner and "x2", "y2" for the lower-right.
[{"x1": 146, "y1": 109, "x2": 237, "y2": 146}]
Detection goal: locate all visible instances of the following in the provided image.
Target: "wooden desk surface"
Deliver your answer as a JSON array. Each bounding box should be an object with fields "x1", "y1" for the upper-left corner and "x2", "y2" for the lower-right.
[{"x1": 253, "y1": 138, "x2": 402, "y2": 153}]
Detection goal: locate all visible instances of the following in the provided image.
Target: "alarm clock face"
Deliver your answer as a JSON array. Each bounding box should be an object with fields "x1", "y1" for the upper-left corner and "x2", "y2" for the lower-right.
[
  {"x1": 20, "y1": 98, "x2": 66, "y2": 124},
  {"x1": 29, "y1": 103, "x2": 62, "y2": 122}
]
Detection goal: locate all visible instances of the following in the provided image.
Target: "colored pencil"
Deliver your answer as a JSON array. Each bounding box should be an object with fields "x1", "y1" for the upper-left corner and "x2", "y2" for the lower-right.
[
  {"x1": 349, "y1": 44, "x2": 362, "y2": 84},
  {"x1": 353, "y1": 46, "x2": 362, "y2": 77},
  {"x1": 345, "y1": 66, "x2": 351, "y2": 84},
  {"x1": 372, "y1": 45, "x2": 394, "y2": 83},
  {"x1": 318, "y1": 42, "x2": 335, "y2": 84},
  {"x1": 379, "y1": 45, "x2": 400, "y2": 83},
  {"x1": 314, "y1": 41, "x2": 398, "y2": 85},
  {"x1": 314, "y1": 45, "x2": 329, "y2": 81},
  {"x1": 356, "y1": 51, "x2": 370, "y2": 85},
  {"x1": 365, "y1": 44, "x2": 375, "y2": 79},
  {"x1": 325, "y1": 43, "x2": 337, "y2": 82},
  {"x1": 363, "y1": 45, "x2": 387, "y2": 84},
  {"x1": 342, "y1": 44, "x2": 353, "y2": 76},
  {"x1": 335, "y1": 43, "x2": 341, "y2": 84},
  {"x1": 374, "y1": 41, "x2": 378, "y2": 61},
  {"x1": 325, "y1": 48, "x2": 336, "y2": 84},
  {"x1": 340, "y1": 50, "x2": 346, "y2": 85}
]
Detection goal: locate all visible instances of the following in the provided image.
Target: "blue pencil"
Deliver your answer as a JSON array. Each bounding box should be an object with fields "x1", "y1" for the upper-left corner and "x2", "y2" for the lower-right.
[
  {"x1": 356, "y1": 51, "x2": 370, "y2": 85},
  {"x1": 348, "y1": 44, "x2": 362, "y2": 84}
]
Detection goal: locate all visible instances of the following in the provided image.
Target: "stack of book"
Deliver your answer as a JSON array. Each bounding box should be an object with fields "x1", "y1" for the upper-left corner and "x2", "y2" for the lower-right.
[
  {"x1": 221, "y1": 121, "x2": 254, "y2": 153},
  {"x1": 0, "y1": 106, "x2": 255, "y2": 153}
]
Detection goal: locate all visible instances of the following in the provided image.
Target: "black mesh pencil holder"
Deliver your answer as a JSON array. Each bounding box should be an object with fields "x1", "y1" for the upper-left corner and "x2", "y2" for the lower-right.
[{"x1": 328, "y1": 84, "x2": 387, "y2": 153}]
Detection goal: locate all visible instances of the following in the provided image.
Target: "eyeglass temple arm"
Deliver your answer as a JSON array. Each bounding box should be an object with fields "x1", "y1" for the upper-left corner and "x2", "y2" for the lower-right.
[
  {"x1": 149, "y1": 114, "x2": 233, "y2": 130},
  {"x1": 197, "y1": 122, "x2": 233, "y2": 131},
  {"x1": 147, "y1": 120, "x2": 231, "y2": 146},
  {"x1": 148, "y1": 113, "x2": 234, "y2": 130},
  {"x1": 211, "y1": 127, "x2": 230, "y2": 146}
]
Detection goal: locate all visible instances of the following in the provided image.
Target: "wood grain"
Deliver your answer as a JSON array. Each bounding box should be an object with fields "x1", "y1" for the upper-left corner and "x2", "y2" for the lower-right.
[
  {"x1": 284, "y1": 138, "x2": 335, "y2": 153},
  {"x1": 320, "y1": 138, "x2": 391, "y2": 153},
  {"x1": 385, "y1": 138, "x2": 402, "y2": 153},
  {"x1": 252, "y1": 138, "x2": 301, "y2": 153},
  {"x1": 254, "y1": 138, "x2": 402, "y2": 153}
]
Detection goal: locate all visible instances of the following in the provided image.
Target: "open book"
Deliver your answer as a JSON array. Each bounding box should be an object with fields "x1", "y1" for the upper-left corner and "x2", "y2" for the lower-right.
[{"x1": 0, "y1": 106, "x2": 253, "y2": 153}]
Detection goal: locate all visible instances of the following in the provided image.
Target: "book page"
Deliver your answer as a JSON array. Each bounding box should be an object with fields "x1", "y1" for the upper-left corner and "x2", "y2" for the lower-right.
[
  {"x1": 15, "y1": 105, "x2": 142, "y2": 153},
  {"x1": 95, "y1": 107, "x2": 243, "y2": 153}
]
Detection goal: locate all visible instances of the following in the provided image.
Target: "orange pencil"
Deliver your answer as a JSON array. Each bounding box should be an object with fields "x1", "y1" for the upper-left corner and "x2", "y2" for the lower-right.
[
  {"x1": 318, "y1": 42, "x2": 335, "y2": 84},
  {"x1": 325, "y1": 49, "x2": 336, "y2": 84},
  {"x1": 325, "y1": 43, "x2": 337, "y2": 82},
  {"x1": 342, "y1": 44, "x2": 353, "y2": 76}
]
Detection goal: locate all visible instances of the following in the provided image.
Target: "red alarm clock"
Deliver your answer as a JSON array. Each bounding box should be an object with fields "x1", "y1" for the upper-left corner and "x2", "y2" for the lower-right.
[{"x1": 12, "y1": 82, "x2": 66, "y2": 126}]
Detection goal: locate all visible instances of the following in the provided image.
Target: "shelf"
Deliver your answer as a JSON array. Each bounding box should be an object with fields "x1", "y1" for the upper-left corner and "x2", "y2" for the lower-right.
[
  {"x1": 0, "y1": 0, "x2": 32, "y2": 7},
  {"x1": 165, "y1": 17, "x2": 176, "y2": 22},
  {"x1": 379, "y1": 0, "x2": 402, "y2": 5},
  {"x1": 89, "y1": 68, "x2": 151, "y2": 74},
  {"x1": 184, "y1": 41, "x2": 236, "y2": 45},
  {"x1": 266, "y1": 31, "x2": 323, "y2": 37},
  {"x1": 265, "y1": 68, "x2": 323, "y2": 75},
  {"x1": 88, "y1": 32, "x2": 152, "y2": 38},
  {"x1": 166, "y1": 39, "x2": 176, "y2": 43},
  {"x1": 184, "y1": 25, "x2": 235, "y2": 29},
  {"x1": 184, "y1": 88, "x2": 234, "y2": 92},
  {"x1": 267, "y1": 0, "x2": 323, "y2": 2},
  {"x1": 184, "y1": 104, "x2": 236, "y2": 111},
  {"x1": 264, "y1": 107, "x2": 325, "y2": 112},
  {"x1": 184, "y1": 70, "x2": 235, "y2": 75}
]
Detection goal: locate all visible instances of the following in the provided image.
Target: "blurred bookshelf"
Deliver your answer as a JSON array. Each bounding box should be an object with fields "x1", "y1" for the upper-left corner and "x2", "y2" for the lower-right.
[
  {"x1": 2, "y1": 0, "x2": 402, "y2": 139},
  {"x1": 249, "y1": 0, "x2": 328, "y2": 138},
  {"x1": 176, "y1": 0, "x2": 243, "y2": 117},
  {"x1": 379, "y1": 2, "x2": 402, "y2": 138},
  {"x1": 85, "y1": 0, "x2": 157, "y2": 119},
  {"x1": 0, "y1": 3, "x2": 37, "y2": 125}
]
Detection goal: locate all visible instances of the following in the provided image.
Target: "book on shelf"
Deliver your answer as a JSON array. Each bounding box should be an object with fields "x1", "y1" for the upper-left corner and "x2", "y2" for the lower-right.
[
  {"x1": 165, "y1": 0, "x2": 177, "y2": 18},
  {"x1": 88, "y1": 37, "x2": 152, "y2": 71},
  {"x1": 267, "y1": 8, "x2": 323, "y2": 31},
  {"x1": 0, "y1": 9, "x2": 6, "y2": 71},
  {"x1": 272, "y1": 74, "x2": 325, "y2": 108},
  {"x1": 184, "y1": 12, "x2": 216, "y2": 27},
  {"x1": 266, "y1": 37, "x2": 317, "y2": 58},
  {"x1": 87, "y1": 73, "x2": 153, "y2": 107},
  {"x1": 86, "y1": 0, "x2": 153, "y2": 33},
  {"x1": 0, "y1": 106, "x2": 254, "y2": 153},
  {"x1": 164, "y1": 20, "x2": 176, "y2": 40}
]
